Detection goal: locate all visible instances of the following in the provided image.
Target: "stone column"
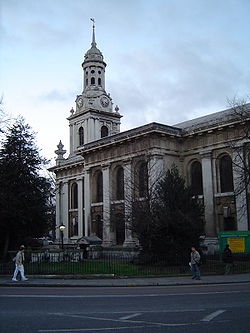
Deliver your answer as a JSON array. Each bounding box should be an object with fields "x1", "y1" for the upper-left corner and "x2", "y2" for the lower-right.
[
  {"x1": 61, "y1": 181, "x2": 69, "y2": 241},
  {"x1": 84, "y1": 169, "x2": 91, "y2": 237},
  {"x1": 200, "y1": 150, "x2": 216, "y2": 236},
  {"x1": 233, "y1": 146, "x2": 249, "y2": 230},
  {"x1": 69, "y1": 124, "x2": 73, "y2": 155},
  {"x1": 55, "y1": 181, "x2": 62, "y2": 240},
  {"x1": 102, "y1": 164, "x2": 112, "y2": 246},
  {"x1": 123, "y1": 160, "x2": 135, "y2": 247},
  {"x1": 77, "y1": 177, "x2": 84, "y2": 237},
  {"x1": 87, "y1": 117, "x2": 95, "y2": 143}
]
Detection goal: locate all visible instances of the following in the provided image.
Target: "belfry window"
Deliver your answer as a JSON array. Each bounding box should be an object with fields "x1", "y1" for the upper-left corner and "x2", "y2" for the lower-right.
[
  {"x1": 101, "y1": 125, "x2": 108, "y2": 138},
  {"x1": 91, "y1": 77, "x2": 95, "y2": 85},
  {"x1": 98, "y1": 78, "x2": 101, "y2": 86},
  {"x1": 79, "y1": 127, "x2": 84, "y2": 146},
  {"x1": 190, "y1": 161, "x2": 203, "y2": 196},
  {"x1": 219, "y1": 154, "x2": 234, "y2": 193}
]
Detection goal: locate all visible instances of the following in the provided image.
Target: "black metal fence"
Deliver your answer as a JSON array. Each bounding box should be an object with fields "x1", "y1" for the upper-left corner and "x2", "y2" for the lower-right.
[{"x1": 1, "y1": 251, "x2": 250, "y2": 277}]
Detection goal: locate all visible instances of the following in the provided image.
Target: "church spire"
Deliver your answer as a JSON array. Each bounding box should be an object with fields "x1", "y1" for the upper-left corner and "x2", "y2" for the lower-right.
[{"x1": 90, "y1": 18, "x2": 96, "y2": 48}]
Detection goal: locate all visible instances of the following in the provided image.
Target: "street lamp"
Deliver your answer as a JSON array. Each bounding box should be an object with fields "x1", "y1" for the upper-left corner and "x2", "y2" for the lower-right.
[{"x1": 59, "y1": 224, "x2": 66, "y2": 250}]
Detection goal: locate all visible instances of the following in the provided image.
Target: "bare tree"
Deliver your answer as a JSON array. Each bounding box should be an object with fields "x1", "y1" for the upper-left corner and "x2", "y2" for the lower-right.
[{"x1": 226, "y1": 96, "x2": 250, "y2": 223}]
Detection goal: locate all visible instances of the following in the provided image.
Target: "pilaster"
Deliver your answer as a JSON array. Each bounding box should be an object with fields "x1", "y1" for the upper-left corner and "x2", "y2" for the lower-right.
[
  {"x1": 200, "y1": 150, "x2": 216, "y2": 236},
  {"x1": 84, "y1": 169, "x2": 91, "y2": 237},
  {"x1": 102, "y1": 164, "x2": 112, "y2": 246},
  {"x1": 77, "y1": 177, "x2": 84, "y2": 237},
  {"x1": 123, "y1": 160, "x2": 135, "y2": 247},
  {"x1": 148, "y1": 154, "x2": 164, "y2": 193}
]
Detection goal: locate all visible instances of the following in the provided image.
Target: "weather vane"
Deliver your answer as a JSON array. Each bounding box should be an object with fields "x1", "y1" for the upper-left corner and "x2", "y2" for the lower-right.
[{"x1": 90, "y1": 18, "x2": 95, "y2": 28}]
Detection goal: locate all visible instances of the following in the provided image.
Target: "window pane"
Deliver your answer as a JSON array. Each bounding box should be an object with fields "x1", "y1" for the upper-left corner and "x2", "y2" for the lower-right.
[
  {"x1": 190, "y1": 161, "x2": 203, "y2": 195},
  {"x1": 139, "y1": 162, "x2": 148, "y2": 197},
  {"x1": 116, "y1": 167, "x2": 124, "y2": 200},
  {"x1": 220, "y1": 155, "x2": 234, "y2": 192}
]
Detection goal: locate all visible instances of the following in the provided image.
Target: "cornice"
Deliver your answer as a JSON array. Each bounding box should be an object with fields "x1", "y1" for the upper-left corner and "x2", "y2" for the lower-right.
[{"x1": 67, "y1": 108, "x2": 122, "y2": 121}]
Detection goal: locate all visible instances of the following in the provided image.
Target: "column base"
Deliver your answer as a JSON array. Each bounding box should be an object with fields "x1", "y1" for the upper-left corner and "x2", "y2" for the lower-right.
[
  {"x1": 123, "y1": 239, "x2": 137, "y2": 248},
  {"x1": 102, "y1": 240, "x2": 113, "y2": 247}
]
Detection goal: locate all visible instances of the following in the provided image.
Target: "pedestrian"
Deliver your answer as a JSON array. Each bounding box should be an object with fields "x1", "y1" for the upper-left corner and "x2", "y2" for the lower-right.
[
  {"x1": 12, "y1": 245, "x2": 28, "y2": 281},
  {"x1": 190, "y1": 246, "x2": 201, "y2": 280},
  {"x1": 223, "y1": 244, "x2": 233, "y2": 275}
]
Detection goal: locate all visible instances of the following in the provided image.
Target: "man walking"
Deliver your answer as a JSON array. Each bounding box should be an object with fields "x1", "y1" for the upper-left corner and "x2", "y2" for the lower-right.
[
  {"x1": 223, "y1": 244, "x2": 233, "y2": 275},
  {"x1": 190, "y1": 246, "x2": 201, "y2": 280},
  {"x1": 12, "y1": 245, "x2": 28, "y2": 281}
]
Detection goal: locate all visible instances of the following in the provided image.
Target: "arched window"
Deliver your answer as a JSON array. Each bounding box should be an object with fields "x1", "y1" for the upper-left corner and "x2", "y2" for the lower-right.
[
  {"x1": 78, "y1": 127, "x2": 84, "y2": 146},
  {"x1": 190, "y1": 161, "x2": 203, "y2": 195},
  {"x1": 116, "y1": 167, "x2": 124, "y2": 200},
  {"x1": 91, "y1": 77, "x2": 95, "y2": 85},
  {"x1": 219, "y1": 154, "x2": 234, "y2": 193},
  {"x1": 86, "y1": 78, "x2": 88, "y2": 86},
  {"x1": 139, "y1": 162, "x2": 148, "y2": 197},
  {"x1": 98, "y1": 78, "x2": 101, "y2": 86},
  {"x1": 71, "y1": 183, "x2": 78, "y2": 209},
  {"x1": 96, "y1": 171, "x2": 103, "y2": 202},
  {"x1": 101, "y1": 125, "x2": 108, "y2": 138}
]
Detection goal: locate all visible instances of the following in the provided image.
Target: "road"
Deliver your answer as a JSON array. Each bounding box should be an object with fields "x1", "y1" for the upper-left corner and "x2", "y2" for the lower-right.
[{"x1": 1, "y1": 282, "x2": 250, "y2": 332}]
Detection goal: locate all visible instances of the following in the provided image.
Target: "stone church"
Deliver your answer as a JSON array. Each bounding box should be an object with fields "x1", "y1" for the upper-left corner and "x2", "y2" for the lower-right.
[{"x1": 50, "y1": 24, "x2": 250, "y2": 253}]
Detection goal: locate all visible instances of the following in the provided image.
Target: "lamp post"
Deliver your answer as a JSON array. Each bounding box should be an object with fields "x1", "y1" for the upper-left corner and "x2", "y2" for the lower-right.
[{"x1": 59, "y1": 224, "x2": 66, "y2": 250}]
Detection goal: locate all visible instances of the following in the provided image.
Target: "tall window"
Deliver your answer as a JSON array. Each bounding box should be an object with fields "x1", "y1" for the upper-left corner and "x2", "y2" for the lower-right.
[
  {"x1": 91, "y1": 77, "x2": 95, "y2": 85},
  {"x1": 98, "y1": 78, "x2": 101, "y2": 86},
  {"x1": 116, "y1": 167, "x2": 124, "y2": 200},
  {"x1": 219, "y1": 154, "x2": 234, "y2": 193},
  {"x1": 96, "y1": 171, "x2": 103, "y2": 202},
  {"x1": 70, "y1": 183, "x2": 78, "y2": 209},
  {"x1": 79, "y1": 127, "x2": 84, "y2": 146},
  {"x1": 190, "y1": 161, "x2": 203, "y2": 195},
  {"x1": 69, "y1": 183, "x2": 78, "y2": 237},
  {"x1": 101, "y1": 125, "x2": 108, "y2": 138},
  {"x1": 138, "y1": 162, "x2": 148, "y2": 197}
]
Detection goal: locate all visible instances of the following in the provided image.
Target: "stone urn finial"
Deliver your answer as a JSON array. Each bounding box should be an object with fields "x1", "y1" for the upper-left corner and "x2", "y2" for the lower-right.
[{"x1": 55, "y1": 140, "x2": 66, "y2": 165}]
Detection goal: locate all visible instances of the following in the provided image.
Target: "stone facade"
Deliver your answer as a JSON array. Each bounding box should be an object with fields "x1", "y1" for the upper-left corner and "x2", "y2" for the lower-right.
[{"x1": 49, "y1": 24, "x2": 250, "y2": 253}]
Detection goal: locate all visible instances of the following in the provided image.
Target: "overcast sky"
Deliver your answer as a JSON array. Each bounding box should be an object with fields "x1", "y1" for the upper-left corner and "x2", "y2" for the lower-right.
[{"x1": 1, "y1": 0, "x2": 250, "y2": 164}]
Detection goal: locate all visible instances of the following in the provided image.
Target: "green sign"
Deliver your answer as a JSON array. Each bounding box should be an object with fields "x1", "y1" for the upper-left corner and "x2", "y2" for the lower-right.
[{"x1": 219, "y1": 231, "x2": 250, "y2": 253}]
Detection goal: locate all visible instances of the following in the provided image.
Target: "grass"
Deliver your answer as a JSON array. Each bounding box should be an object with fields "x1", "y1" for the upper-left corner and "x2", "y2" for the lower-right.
[{"x1": 1, "y1": 258, "x2": 250, "y2": 277}]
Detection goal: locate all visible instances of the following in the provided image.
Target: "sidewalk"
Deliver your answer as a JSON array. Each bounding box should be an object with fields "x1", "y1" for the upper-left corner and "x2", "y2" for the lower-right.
[{"x1": 1, "y1": 273, "x2": 250, "y2": 288}]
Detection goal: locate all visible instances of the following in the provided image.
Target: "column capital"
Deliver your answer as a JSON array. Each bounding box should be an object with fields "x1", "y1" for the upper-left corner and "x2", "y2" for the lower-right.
[
  {"x1": 200, "y1": 149, "x2": 213, "y2": 158},
  {"x1": 84, "y1": 167, "x2": 91, "y2": 174},
  {"x1": 101, "y1": 163, "x2": 111, "y2": 170}
]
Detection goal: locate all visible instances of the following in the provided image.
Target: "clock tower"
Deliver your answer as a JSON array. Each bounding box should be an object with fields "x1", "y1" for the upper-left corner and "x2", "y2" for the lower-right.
[{"x1": 68, "y1": 20, "x2": 122, "y2": 155}]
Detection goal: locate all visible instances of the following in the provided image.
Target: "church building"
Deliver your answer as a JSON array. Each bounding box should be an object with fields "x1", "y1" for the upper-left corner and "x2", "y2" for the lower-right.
[{"x1": 50, "y1": 23, "x2": 250, "y2": 253}]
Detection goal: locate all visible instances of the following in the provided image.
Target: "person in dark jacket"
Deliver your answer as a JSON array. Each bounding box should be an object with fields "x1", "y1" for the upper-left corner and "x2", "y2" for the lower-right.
[
  {"x1": 223, "y1": 244, "x2": 233, "y2": 275},
  {"x1": 190, "y1": 246, "x2": 201, "y2": 280}
]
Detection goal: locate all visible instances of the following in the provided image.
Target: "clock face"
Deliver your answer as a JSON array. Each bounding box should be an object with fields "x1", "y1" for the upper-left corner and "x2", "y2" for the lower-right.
[
  {"x1": 100, "y1": 96, "x2": 109, "y2": 108},
  {"x1": 77, "y1": 97, "x2": 83, "y2": 108}
]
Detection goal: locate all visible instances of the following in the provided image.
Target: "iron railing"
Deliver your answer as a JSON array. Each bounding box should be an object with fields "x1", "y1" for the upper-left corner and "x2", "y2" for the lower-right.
[{"x1": 1, "y1": 251, "x2": 250, "y2": 277}]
